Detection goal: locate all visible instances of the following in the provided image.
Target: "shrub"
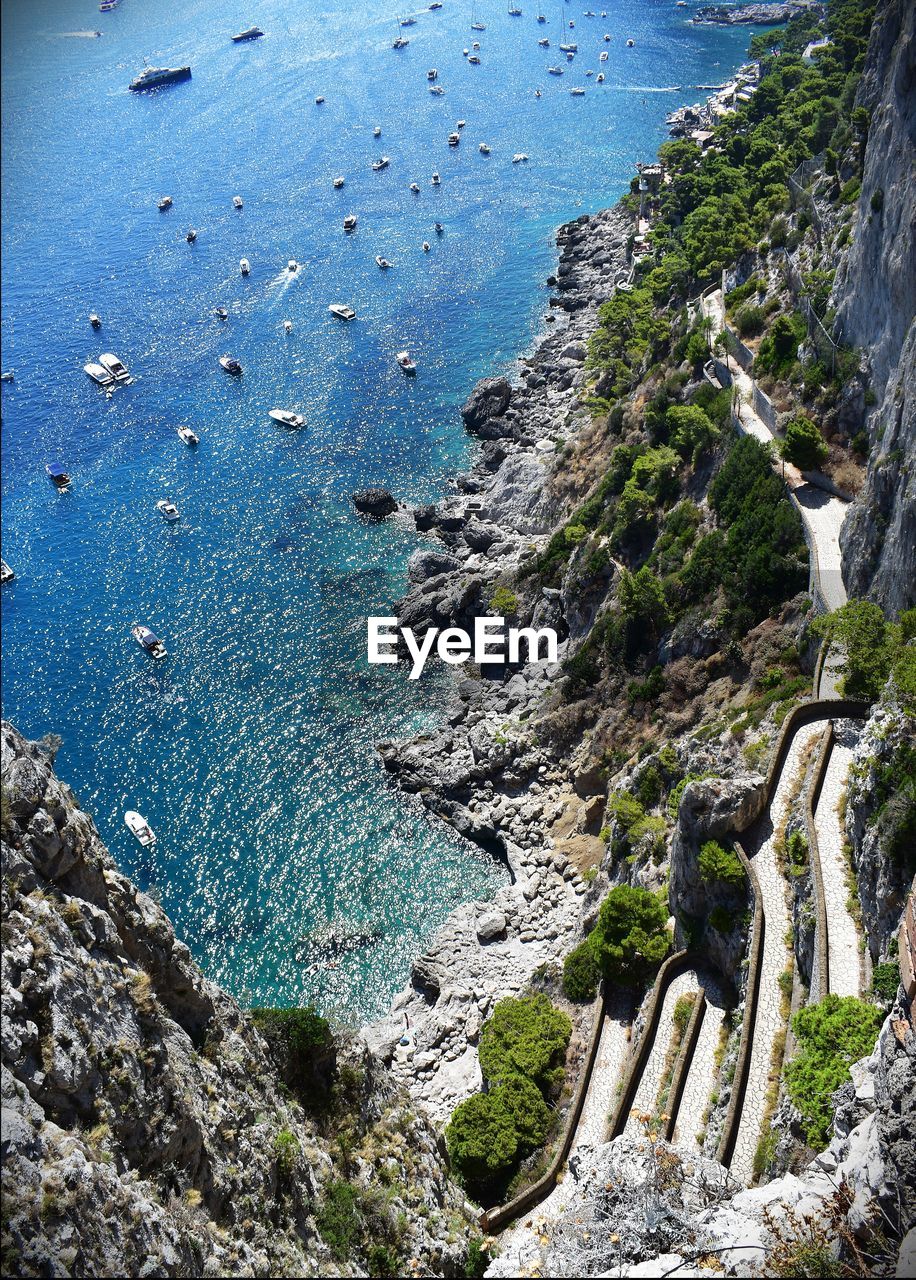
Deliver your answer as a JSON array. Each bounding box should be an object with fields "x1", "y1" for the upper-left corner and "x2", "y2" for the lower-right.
[
  {"x1": 871, "y1": 961, "x2": 899, "y2": 1003},
  {"x1": 698, "y1": 840, "x2": 746, "y2": 888},
  {"x1": 251, "y1": 1006, "x2": 335, "y2": 1103},
  {"x1": 366, "y1": 1245, "x2": 399, "y2": 1277},
  {"x1": 785, "y1": 829, "x2": 809, "y2": 874},
  {"x1": 446, "y1": 1091, "x2": 521, "y2": 1191},
  {"x1": 273, "y1": 1128, "x2": 299, "y2": 1177},
  {"x1": 785, "y1": 995, "x2": 883, "y2": 1149},
  {"x1": 478, "y1": 994, "x2": 572, "y2": 1093},
  {"x1": 735, "y1": 304, "x2": 765, "y2": 337},
  {"x1": 316, "y1": 1181, "x2": 361, "y2": 1260},
  {"x1": 589, "y1": 884, "x2": 670, "y2": 987},
  {"x1": 489, "y1": 1073, "x2": 553, "y2": 1151},
  {"x1": 666, "y1": 404, "x2": 717, "y2": 464},
  {"x1": 811, "y1": 599, "x2": 904, "y2": 702},
  {"x1": 563, "y1": 939, "x2": 601, "y2": 1002},
  {"x1": 870, "y1": 186, "x2": 884, "y2": 212},
  {"x1": 779, "y1": 415, "x2": 828, "y2": 469},
  {"x1": 489, "y1": 585, "x2": 520, "y2": 616},
  {"x1": 673, "y1": 994, "x2": 695, "y2": 1035}
]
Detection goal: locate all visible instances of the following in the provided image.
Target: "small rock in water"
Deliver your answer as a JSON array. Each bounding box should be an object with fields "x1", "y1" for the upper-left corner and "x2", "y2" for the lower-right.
[{"x1": 352, "y1": 488, "x2": 398, "y2": 518}]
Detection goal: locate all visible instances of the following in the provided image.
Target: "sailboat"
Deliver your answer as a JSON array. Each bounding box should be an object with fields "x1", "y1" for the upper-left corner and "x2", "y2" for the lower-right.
[
  {"x1": 392, "y1": 17, "x2": 409, "y2": 48},
  {"x1": 470, "y1": 3, "x2": 485, "y2": 30}
]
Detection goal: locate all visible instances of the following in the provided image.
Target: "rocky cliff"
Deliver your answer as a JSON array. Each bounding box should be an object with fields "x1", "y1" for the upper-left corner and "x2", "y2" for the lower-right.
[
  {"x1": 1, "y1": 723, "x2": 476, "y2": 1278},
  {"x1": 835, "y1": 0, "x2": 916, "y2": 613}
]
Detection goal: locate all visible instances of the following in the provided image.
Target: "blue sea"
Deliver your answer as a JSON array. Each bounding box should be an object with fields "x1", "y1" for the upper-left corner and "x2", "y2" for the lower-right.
[{"x1": 1, "y1": 0, "x2": 756, "y2": 1021}]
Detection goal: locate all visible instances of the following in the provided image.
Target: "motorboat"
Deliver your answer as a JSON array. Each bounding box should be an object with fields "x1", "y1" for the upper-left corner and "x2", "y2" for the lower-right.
[
  {"x1": 158, "y1": 196, "x2": 173, "y2": 210},
  {"x1": 597, "y1": 72, "x2": 605, "y2": 82},
  {"x1": 375, "y1": 256, "x2": 394, "y2": 269},
  {"x1": 371, "y1": 156, "x2": 390, "y2": 170},
  {"x1": 447, "y1": 132, "x2": 460, "y2": 146},
  {"x1": 240, "y1": 257, "x2": 251, "y2": 274},
  {"x1": 410, "y1": 182, "x2": 420, "y2": 193},
  {"x1": 599, "y1": 50, "x2": 608, "y2": 60},
  {"x1": 538, "y1": 37, "x2": 549, "y2": 47},
  {"x1": 548, "y1": 66, "x2": 563, "y2": 75},
  {"x1": 566, "y1": 51, "x2": 574, "y2": 61},
  {"x1": 46, "y1": 464, "x2": 71, "y2": 490},
  {"x1": 570, "y1": 87, "x2": 585, "y2": 95},
  {"x1": 434, "y1": 222, "x2": 444, "y2": 234},
  {"x1": 472, "y1": 41, "x2": 481, "y2": 50},
  {"x1": 329, "y1": 303, "x2": 356, "y2": 320},
  {"x1": 232, "y1": 27, "x2": 264, "y2": 41},
  {"x1": 537, "y1": 12, "x2": 546, "y2": 20},
  {"x1": 431, "y1": 171, "x2": 441, "y2": 185},
  {"x1": 284, "y1": 319, "x2": 293, "y2": 332},
  {"x1": 462, "y1": 48, "x2": 469, "y2": 57},
  {"x1": 99, "y1": 352, "x2": 130, "y2": 382},
  {"x1": 343, "y1": 214, "x2": 358, "y2": 231},
  {"x1": 585, "y1": 69, "x2": 594, "y2": 77},
  {"x1": 176, "y1": 425, "x2": 199, "y2": 445},
  {"x1": 374, "y1": 125, "x2": 382, "y2": 137},
  {"x1": 456, "y1": 119, "x2": 466, "y2": 128},
  {"x1": 233, "y1": 195, "x2": 243, "y2": 209},
  {"x1": 100, "y1": 1, "x2": 120, "y2": 10},
  {"x1": 90, "y1": 313, "x2": 102, "y2": 328},
  {"x1": 422, "y1": 240, "x2": 430, "y2": 252},
  {"x1": 129, "y1": 65, "x2": 192, "y2": 91},
  {"x1": 400, "y1": 15, "x2": 416, "y2": 24},
  {"x1": 156, "y1": 499, "x2": 180, "y2": 521},
  {"x1": 186, "y1": 228, "x2": 197, "y2": 243},
  {"x1": 627, "y1": 38, "x2": 635, "y2": 47},
  {"x1": 84, "y1": 362, "x2": 114, "y2": 386},
  {"x1": 427, "y1": 68, "x2": 438, "y2": 80},
  {"x1": 215, "y1": 307, "x2": 228, "y2": 320},
  {"x1": 559, "y1": 42, "x2": 577, "y2": 51},
  {"x1": 0, "y1": 559, "x2": 14, "y2": 585},
  {"x1": 125, "y1": 811, "x2": 157, "y2": 846},
  {"x1": 512, "y1": 153, "x2": 529, "y2": 163},
  {"x1": 315, "y1": 95, "x2": 325, "y2": 104},
  {"x1": 468, "y1": 54, "x2": 481, "y2": 64},
  {"x1": 288, "y1": 259, "x2": 298, "y2": 271},
  {"x1": 479, "y1": 142, "x2": 490, "y2": 154},
  {"x1": 535, "y1": 88, "x2": 542, "y2": 97},
  {"x1": 430, "y1": 2, "x2": 443, "y2": 9},
  {"x1": 471, "y1": 22, "x2": 485, "y2": 31},
  {"x1": 333, "y1": 176, "x2": 345, "y2": 188},
  {"x1": 131, "y1": 625, "x2": 167, "y2": 659},
  {"x1": 604, "y1": 33, "x2": 611, "y2": 40},
  {"x1": 430, "y1": 84, "x2": 445, "y2": 94},
  {"x1": 1, "y1": 370, "x2": 14, "y2": 381},
  {"x1": 219, "y1": 355, "x2": 243, "y2": 375},
  {"x1": 509, "y1": 5, "x2": 522, "y2": 15},
  {"x1": 397, "y1": 350, "x2": 417, "y2": 373},
  {"x1": 269, "y1": 409, "x2": 306, "y2": 428}
]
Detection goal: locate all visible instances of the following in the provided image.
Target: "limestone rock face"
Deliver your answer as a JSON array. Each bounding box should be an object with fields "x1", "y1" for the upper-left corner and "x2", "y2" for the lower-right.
[
  {"x1": 1, "y1": 722, "x2": 474, "y2": 1278},
  {"x1": 460, "y1": 377, "x2": 512, "y2": 437},
  {"x1": 834, "y1": 0, "x2": 916, "y2": 612}
]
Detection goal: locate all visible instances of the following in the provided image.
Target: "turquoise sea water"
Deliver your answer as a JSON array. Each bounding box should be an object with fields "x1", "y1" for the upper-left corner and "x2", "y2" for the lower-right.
[{"x1": 1, "y1": 0, "x2": 757, "y2": 1020}]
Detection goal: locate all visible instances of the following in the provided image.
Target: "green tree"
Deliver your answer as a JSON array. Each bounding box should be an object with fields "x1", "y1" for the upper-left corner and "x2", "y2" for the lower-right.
[
  {"x1": 811, "y1": 600, "x2": 896, "y2": 701},
  {"x1": 779, "y1": 415, "x2": 828, "y2": 469},
  {"x1": 785, "y1": 995, "x2": 883, "y2": 1148},
  {"x1": 698, "y1": 840, "x2": 746, "y2": 888},
  {"x1": 619, "y1": 566, "x2": 669, "y2": 634},
  {"x1": 478, "y1": 994, "x2": 572, "y2": 1093},
  {"x1": 445, "y1": 1092, "x2": 520, "y2": 1191},
  {"x1": 562, "y1": 938, "x2": 601, "y2": 1002},
  {"x1": 489, "y1": 1074, "x2": 553, "y2": 1151},
  {"x1": 588, "y1": 884, "x2": 670, "y2": 986},
  {"x1": 666, "y1": 404, "x2": 717, "y2": 464}
]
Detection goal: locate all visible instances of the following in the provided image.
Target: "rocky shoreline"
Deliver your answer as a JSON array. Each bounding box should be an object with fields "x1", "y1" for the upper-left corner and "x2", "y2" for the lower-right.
[
  {"x1": 693, "y1": 1, "x2": 817, "y2": 25},
  {"x1": 364, "y1": 202, "x2": 635, "y2": 1124}
]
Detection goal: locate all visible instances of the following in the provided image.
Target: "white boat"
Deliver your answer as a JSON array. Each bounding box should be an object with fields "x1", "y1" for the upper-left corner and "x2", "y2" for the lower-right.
[
  {"x1": 479, "y1": 142, "x2": 490, "y2": 154},
  {"x1": 371, "y1": 156, "x2": 390, "y2": 171},
  {"x1": 392, "y1": 35, "x2": 409, "y2": 48},
  {"x1": 0, "y1": 559, "x2": 14, "y2": 585},
  {"x1": 374, "y1": 125, "x2": 382, "y2": 137},
  {"x1": 604, "y1": 33, "x2": 611, "y2": 40},
  {"x1": 422, "y1": 241, "x2": 430, "y2": 252},
  {"x1": 509, "y1": 5, "x2": 522, "y2": 15},
  {"x1": 124, "y1": 810, "x2": 157, "y2": 846},
  {"x1": 156, "y1": 499, "x2": 180, "y2": 521},
  {"x1": 400, "y1": 14, "x2": 416, "y2": 23},
  {"x1": 427, "y1": 68, "x2": 438, "y2": 80},
  {"x1": 89, "y1": 313, "x2": 102, "y2": 328},
  {"x1": 333, "y1": 176, "x2": 345, "y2": 188},
  {"x1": 627, "y1": 38, "x2": 635, "y2": 46},
  {"x1": 397, "y1": 350, "x2": 417, "y2": 373},
  {"x1": 186, "y1": 228, "x2": 198, "y2": 243},
  {"x1": 329, "y1": 303, "x2": 356, "y2": 320},
  {"x1": 430, "y1": 84, "x2": 445, "y2": 95},
  {"x1": 472, "y1": 41, "x2": 481, "y2": 51},
  {"x1": 131, "y1": 625, "x2": 168, "y2": 660},
  {"x1": 84, "y1": 362, "x2": 114, "y2": 386},
  {"x1": 343, "y1": 214, "x2": 358, "y2": 231},
  {"x1": 471, "y1": 22, "x2": 485, "y2": 31},
  {"x1": 100, "y1": 1, "x2": 120, "y2": 11},
  {"x1": 157, "y1": 195, "x2": 172, "y2": 210},
  {"x1": 559, "y1": 42, "x2": 577, "y2": 52},
  {"x1": 548, "y1": 66, "x2": 563, "y2": 75},
  {"x1": 99, "y1": 353, "x2": 130, "y2": 382},
  {"x1": 315, "y1": 95, "x2": 325, "y2": 104},
  {"x1": 410, "y1": 182, "x2": 420, "y2": 193},
  {"x1": 219, "y1": 355, "x2": 243, "y2": 375},
  {"x1": 599, "y1": 50, "x2": 608, "y2": 61},
  {"x1": 462, "y1": 48, "x2": 469, "y2": 57},
  {"x1": 431, "y1": 171, "x2": 441, "y2": 184},
  {"x1": 288, "y1": 259, "x2": 298, "y2": 271},
  {"x1": 597, "y1": 72, "x2": 605, "y2": 82},
  {"x1": 570, "y1": 87, "x2": 585, "y2": 95},
  {"x1": 176, "y1": 425, "x2": 199, "y2": 446},
  {"x1": 215, "y1": 307, "x2": 228, "y2": 320},
  {"x1": 233, "y1": 195, "x2": 243, "y2": 208},
  {"x1": 284, "y1": 319, "x2": 293, "y2": 332},
  {"x1": 538, "y1": 38, "x2": 549, "y2": 47},
  {"x1": 375, "y1": 256, "x2": 394, "y2": 269},
  {"x1": 456, "y1": 119, "x2": 466, "y2": 128},
  {"x1": 240, "y1": 257, "x2": 251, "y2": 274},
  {"x1": 232, "y1": 26, "x2": 264, "y2": 41},
  {"x1": 512, "y1": 153, "x2": 529, "y2": 163},
  {"x1": 468, "y1": 54, "x2": 481, "y2": 64},
  {"x1": 448, "y1": 132, "x2": 460, "y2": 146},
  {"x1": 268, "y1": 409, "x2": 306, "y2": 428},
  {"x1": 1, "y1": 370, "x2": 14, "y2": 382}
]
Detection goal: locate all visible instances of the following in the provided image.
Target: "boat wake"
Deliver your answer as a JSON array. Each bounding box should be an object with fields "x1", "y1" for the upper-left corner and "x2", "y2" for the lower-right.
[{"x1": 56, "y1": 31, "x2": 105, "y2": 39}]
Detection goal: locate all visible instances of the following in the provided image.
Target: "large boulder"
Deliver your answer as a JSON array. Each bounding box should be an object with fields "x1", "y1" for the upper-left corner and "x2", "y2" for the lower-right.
[
  {"x1": 406, "y1": 548, "x2": 460, "y2": 584},
  {"x1": 460, "y1": 377, "x2": 512, "y2": 437},
  {"x1": 352, "y1": 488, "x2": 398, "y2": 518}
]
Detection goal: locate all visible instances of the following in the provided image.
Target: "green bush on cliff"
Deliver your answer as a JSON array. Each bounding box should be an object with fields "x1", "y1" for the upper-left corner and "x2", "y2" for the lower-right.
[
  {"x1": 589, "y1": 884, "x2": 670, "y2": 987},
  {"x1": 811, "y1": 600, "x2": 914, "y2": 704},
  {"x1": 562, "y1": 939, "x2": 601, "y2": 1002},
  {"x1": 779, "y1": 415, "x2": 829, "y2": 469},
  {"x1": 698, "y1": 840, "x2": 746, "y2": 889},
  {"x1": 478, "y1": 993, "x2": 572, "y2": 1093},
  {"x1": 666, "y1": 404, "x2": 718, "y2": 465},
  {"x1": 785, "y1": 995, "x2": 883, "y2": 1149}
]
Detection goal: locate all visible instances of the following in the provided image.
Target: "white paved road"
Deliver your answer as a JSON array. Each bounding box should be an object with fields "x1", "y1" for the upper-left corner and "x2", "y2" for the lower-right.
[{"x1": 814, "y1": 724, "x2": 863, "y2": 997}]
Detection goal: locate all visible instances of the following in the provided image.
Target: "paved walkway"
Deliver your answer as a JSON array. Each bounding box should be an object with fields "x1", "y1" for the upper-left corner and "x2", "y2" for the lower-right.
[
  {"x1": 814, "y1": 723, "x2": 864, "y2": 997},
  {"x1": 673, "y1": 970, "x2": 729, "y2": 1150},
  {"x1": 729, "y1": 721, "x2": 824, "y2": 1185},
  {"x1": 624, "y1": 970, "x2": 701, "y2": 1135}
]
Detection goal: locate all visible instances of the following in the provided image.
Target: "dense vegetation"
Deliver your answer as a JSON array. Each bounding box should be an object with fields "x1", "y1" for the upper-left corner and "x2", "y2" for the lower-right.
[
  {"x1": 785, "y1": 995, "x2": 883, "y2": 1148},
  {"x1": 250, "y1": 1006, "x2": 336, "y2": 1106},
  {"x1": 812, "y1": 602, "x2": 916, "y2": 705},
  {"x1": 587, "y1": 884, "x2": 670, "y2": 987}
]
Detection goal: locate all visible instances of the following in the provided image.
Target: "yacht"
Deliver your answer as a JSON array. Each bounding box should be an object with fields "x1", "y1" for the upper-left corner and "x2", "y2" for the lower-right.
[
  {"x1": 232, "y1": 27, "x2": 264, "y2": 41},
  {"x1": 462, "y1": 48, "x2": 469, "y2": 57},
  {"x1": 599, "y1": 50, "x2": 608, "y2": 61},
  {"x1": 269, "y1": 409, "x2": 306, "y2": 428},
  {"x1": 479, "y1": 142, "x2": 490, "y2": 154},
  {"x1": 512, "y1": 152, "x2": 529, "y2": 162},
  {"x1": 472, "y1": 41, "x2": 481, "y2": 50},
  {"x1": 548, "y1": 66, "x2": 563, "y2": 75},
  {"x1": 430, "y1": 84, "x2": 445, "y2": 94},
  {"x1": 392, "y1": 35, "x2": 409, "y2": 48},
  {"x1": 240, "y1": 257, "x2": 251, "y2": 274},
  {"x1": 99, "y1": 352, "x2": 130, "y2": 382},
  {"x1": 537, "y1": 12, "x2": 546, "y2": 20},
  {"x1": 157, "y1": 195, "x2": 173, "y2": 210},
  {"x1": 176, "y1": 425, "x2": 199, "y2": 446},
  {"x1": 447, "y1": 132, "x2": 460, "y2": 146},
  {"x1": 371, "y1": 156, "x2": 390, "y2": 170},
  {"x1": 375, "y1": 256, "x2": 394, "y2": 269},
  {"x1": 129, "y1": 65, "x2": 192, "y2": 91},
  {"x1": 186, "y1": 228, "x2": 197, "y2": 242},
  {"x1": 597, "y1": 72, "x2": 605, "y2": 82},
  {"x1": 585, "y1": 69, "x2": 594, "y2": 76},
  {"x1": 567, "y1": 51, "x2": 574, "y2": 61},
  {"x1": 46, "y1": 464, "x2": 71, "y2": 490},
  {"x1": 219, "y1": 355, "x2": 243, "y2": 375},
  {"x1": 509, "y1": 5, "x2": 522, "y2": 14},
  {"x1": 397, "y1": 350, "x2": 417, "y2": 373},
  {"x1": 84, "y1": 362, "x2": 114, "y2": 386},
  {"x1": 100, "y1": 1, "x2": 120, "y2": 10},
  {"x1": 570, "y1": 86, "x2": 585, "y2": 95},
  {"x1": 559, "y1": 42, "x2": 577, "y2": 51},
  {"x1": 329, "y1": 303, "x2": 356, "y2": 321},
  {"x1": 434, "y1": 222, "x2": 444, "y2": 234},
  {"x1": 400, "y1": 15, "x2": 416, "y2": 24},
  {"x1": 468, "y1": 54, "x2": 481, "y2": 64},
  {"x1": 430, "y1": 2, "x2": 443, "y2": 8},
  {"x1": 627, "y1": 38, "x2": 635, "y2": 46},
  {"x1": 125, "y1": 810, "x2": 157, "y2": 846},
  {"x1": 1, "y1": 370, "x2": 14, "y2": 382},
  {"x1": 604, "y1": 33, "x2": 611, "y2": 40},
  {"x1": 156, "y1": 499, "x2": 180, "y2": 521},
  {"x1": 471, "y1": 22, "x2": 485, "y2": 31},
  {"x1": 374, "y1": 125, "x2": 382, "y2": 137},
  {"x1": 428, "y1": 68, "x2": 438, "y2": 80},
  {"x1": 90, "y1": 313, "x2": 102, "y2": 328},
  {"x1": 233, "y1": 195, "x2": 243, "y2": 209},
  {"x1": 288, "y1": 259, "x2": 298, "y2": 271},
  {"x1": 456, "y1": 119, "x2": 466, "y2": 128},
  {"x1": 214, "y1": 307, "x2": 228, "y2": 320},
  {"x1": 343, "y1": 214, "x2": 358, "y2": 231},
  {"x1": 410, "y1": 182, "x2": 420, "y2": 193},
  {"x1": 131, "y1": 624, "x2": 167, "y2": 660},
  {"x1": 333, "y1": 176, "x2": 345, "y2": 188},
  {"x1": 284, "y1": 319, "x2": 293, "y2": 332}
]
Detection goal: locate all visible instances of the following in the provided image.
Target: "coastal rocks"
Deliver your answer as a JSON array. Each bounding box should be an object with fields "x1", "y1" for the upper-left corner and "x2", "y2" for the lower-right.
[
  {"x1": 692, "y1": 1, "x2": 812, "y2": 25},
  {"x1": 352, "y1": 487, "x2": 398, "y2": 518},
  {"x1": 476, "y1": 909, "x2": 507, "y2": 942},
  {"x1": 413, "y1": 503, "x2": 438, "y2": 531},
  {"x1": 460, "y1": 377, "x2": 512, "y2": 437},
  {"x1": 406, "y1": 547, "x2": 461, "y2": 584}
]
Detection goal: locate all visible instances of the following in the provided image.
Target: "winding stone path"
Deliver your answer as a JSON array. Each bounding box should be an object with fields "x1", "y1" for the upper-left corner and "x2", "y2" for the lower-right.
[
  {"x1": 814, "y1": 723, "x2": 863, "y2": 997},
  {"x1": 624, "y1": 971, "x2": 701, "y2": 1134},
  {"x1": 729, "y1": 721, "x2": 823, "y2": 1186},
  {"x1": 673, "y1": 970, "x2": 729, "y2": 1150}
]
